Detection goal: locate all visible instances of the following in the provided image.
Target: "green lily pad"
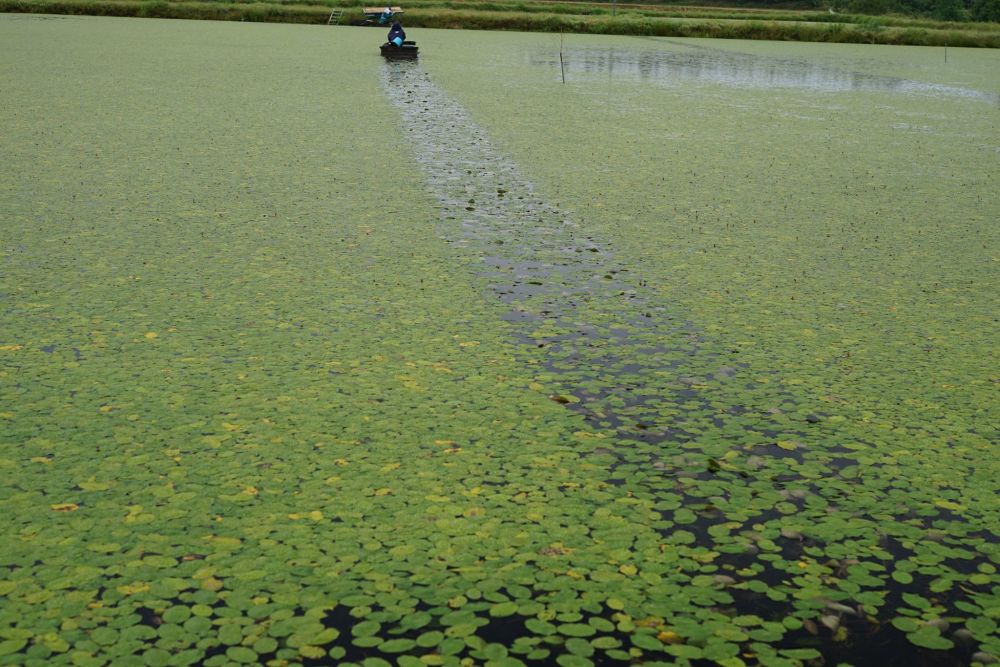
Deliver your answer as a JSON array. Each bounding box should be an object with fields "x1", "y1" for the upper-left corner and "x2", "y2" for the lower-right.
[{"x1": 490, "y1": 601, "x2": 519, "y2": 618}]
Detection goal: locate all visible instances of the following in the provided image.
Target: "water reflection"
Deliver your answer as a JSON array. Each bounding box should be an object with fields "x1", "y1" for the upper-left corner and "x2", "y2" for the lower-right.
[{"x1": 531, "y1": 44, "x2": 1000, "y2": 104}]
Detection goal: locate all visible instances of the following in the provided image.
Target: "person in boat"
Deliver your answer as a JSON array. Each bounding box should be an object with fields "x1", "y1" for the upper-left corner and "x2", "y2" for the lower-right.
[
  {"x1": 387, "y1": 21, "x2": 406, "y2": 47},
  {"x1": 378, "y1": 6, "x2": 393, "y2": 24}
]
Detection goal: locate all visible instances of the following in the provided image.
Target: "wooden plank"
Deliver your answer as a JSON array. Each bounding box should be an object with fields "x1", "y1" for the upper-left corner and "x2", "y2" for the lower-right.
[{"x1": 363, "y1": 6, "x2": 403, "y2": 13}]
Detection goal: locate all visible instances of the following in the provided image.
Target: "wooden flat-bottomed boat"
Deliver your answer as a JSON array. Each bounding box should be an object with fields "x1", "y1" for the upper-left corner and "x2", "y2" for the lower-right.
[
  {"x1": 361, "y1": 5, "x2": 403, "y2": 25},
  {"x1": 381, "y1": 40, "x2": 418, "y2": 59}
]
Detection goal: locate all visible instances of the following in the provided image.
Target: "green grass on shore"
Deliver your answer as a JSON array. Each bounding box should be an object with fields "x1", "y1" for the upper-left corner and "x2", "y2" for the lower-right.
[{"x1": 4, "y1": 0, "x2": 999, "y2": 45}]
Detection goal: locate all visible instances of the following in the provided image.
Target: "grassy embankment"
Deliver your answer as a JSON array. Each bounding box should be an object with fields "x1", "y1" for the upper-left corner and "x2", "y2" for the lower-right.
[{"x1": 3, "y1": 0, "x2": 999, "y2": 45}]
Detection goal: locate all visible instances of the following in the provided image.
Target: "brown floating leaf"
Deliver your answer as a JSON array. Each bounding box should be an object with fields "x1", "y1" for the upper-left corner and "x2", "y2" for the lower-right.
[{"x1": 50, "y1": 503, "x2": 79, "y2": 512}]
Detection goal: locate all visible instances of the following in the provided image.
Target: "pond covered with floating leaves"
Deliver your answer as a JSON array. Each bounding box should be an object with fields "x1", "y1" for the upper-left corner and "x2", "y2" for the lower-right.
[{"x1": 1, "y1": 15, "x2": 998, "y2": 667}]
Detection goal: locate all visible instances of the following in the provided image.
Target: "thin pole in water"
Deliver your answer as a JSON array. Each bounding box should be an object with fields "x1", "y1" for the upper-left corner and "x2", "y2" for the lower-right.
[{"x1": 559, "y1": 32, "x2": 566, "y2": 84}]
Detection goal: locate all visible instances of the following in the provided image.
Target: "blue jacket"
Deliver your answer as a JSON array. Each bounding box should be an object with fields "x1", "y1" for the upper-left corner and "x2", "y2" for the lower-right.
[{"x1": 387, "y1": 22, "x2": 406, "y2": 44}]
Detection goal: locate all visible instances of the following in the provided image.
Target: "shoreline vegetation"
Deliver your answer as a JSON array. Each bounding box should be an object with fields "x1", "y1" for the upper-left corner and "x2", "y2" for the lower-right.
[{"x1": 3, "y1": 0, "x2": 1000, "y2": 46}]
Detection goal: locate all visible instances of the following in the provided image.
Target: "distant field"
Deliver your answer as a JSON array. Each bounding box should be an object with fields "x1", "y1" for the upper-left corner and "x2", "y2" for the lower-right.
[
  {"x1": 2, "y1": 15, "x2": 999, "y2": 667},
  {"x1": 2, "y1": 0, "x2": 1000, "y2": 45}
]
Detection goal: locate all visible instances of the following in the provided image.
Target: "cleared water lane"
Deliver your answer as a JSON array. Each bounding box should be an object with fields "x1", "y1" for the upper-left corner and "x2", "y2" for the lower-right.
[{"x1": 379, "y1": 61, "x2": 719, "y2": 445}]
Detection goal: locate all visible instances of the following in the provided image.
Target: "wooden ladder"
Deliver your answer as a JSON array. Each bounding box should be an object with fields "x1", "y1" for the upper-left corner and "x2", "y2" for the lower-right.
[{"x1": 327, "y1": 7, "x2": 344, "y2": 24}]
